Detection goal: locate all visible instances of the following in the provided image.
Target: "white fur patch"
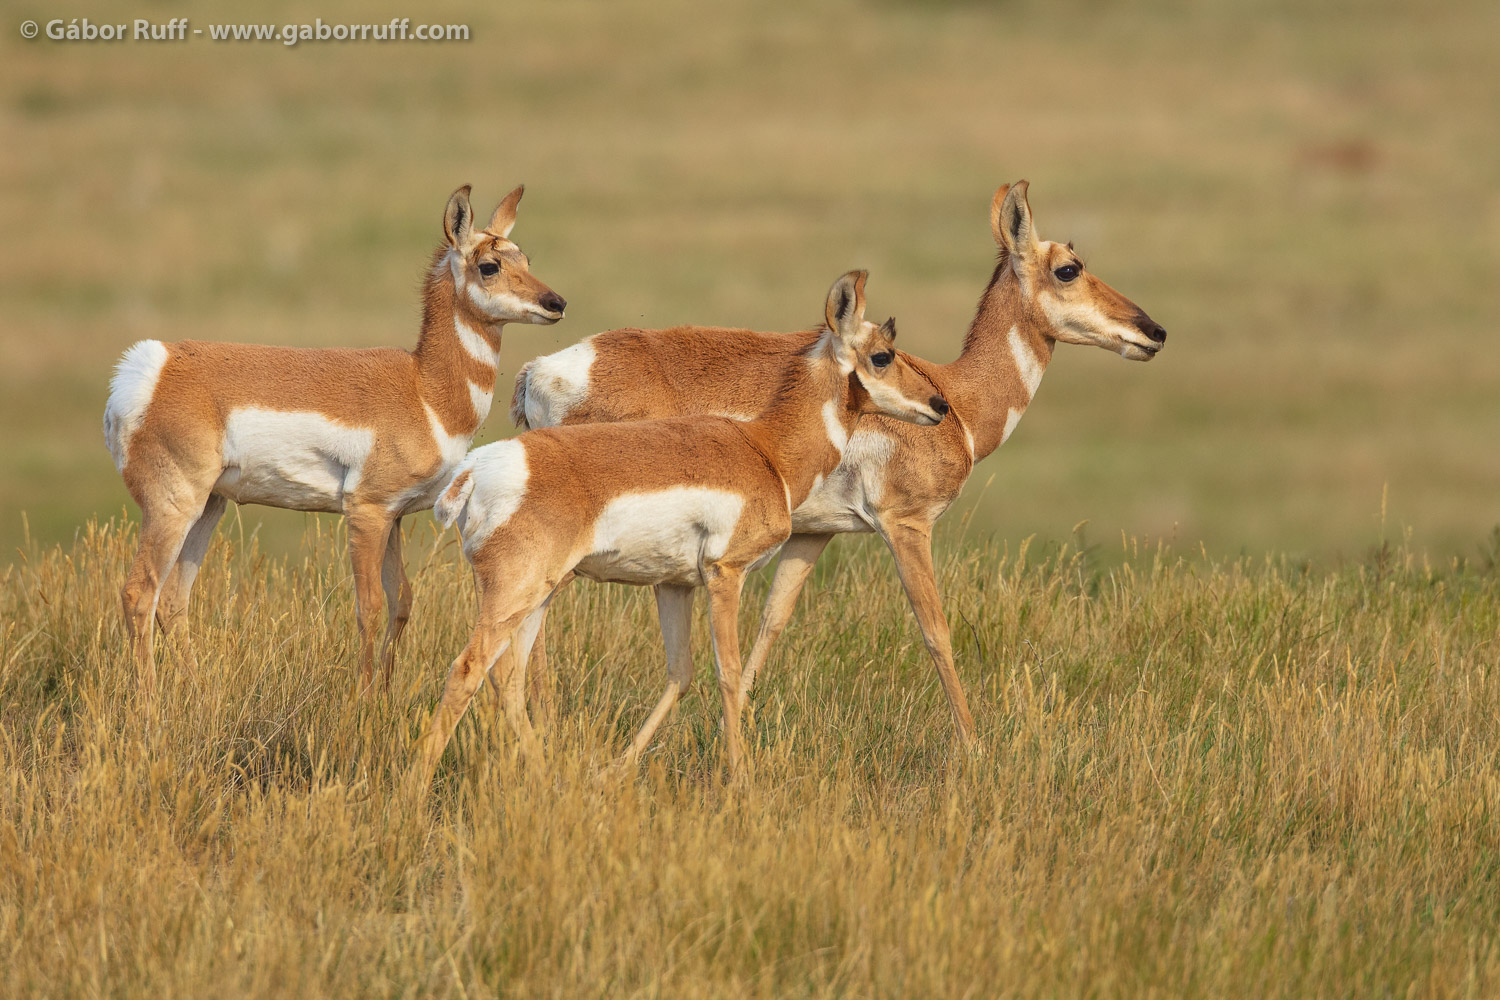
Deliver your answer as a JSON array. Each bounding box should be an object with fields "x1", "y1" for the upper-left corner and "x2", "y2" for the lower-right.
[
  {"x1": 216, "y1": 408, "x2": 374, "y2": 513},
  {"x1": 576, "y1": 487, "x2": 746, "y2": 587},
  {"x1": 1009, "y1": 326, "x2": 1045, "y2": 398},
  {"x1": 466, "y1": 282, "x2": 559, "y2": 325},
  {"x1": 792, "y1": 429, "x2": 895, "y2": 534},
  {"x1": 447, "y1": 439, "x2": 529, "y2": 552},
  {"x1": 454, "y1": 315, "x2": 500, "y2": 367},
  {"x1": 425, "y1": 403, "x2": 473, "y2": 471},
  {"x1": 522, "y1": 339, "x2": 596, "y2": 428},
  {"x1": 963, "y1": 424, "x2": 976, "y2": 459},
  {"x1": 1038, "y1": 298, "x2": 1149, "y2": 355},
  {"x1": 469, "y1": 381, "x2": 494, "y2": 424},
  {"x1": 821, "y1": 400, "x2": 848, "y2": 455},
  {"x1": 1001, "y1": 407, "x2": 1025, "y2": 445},
  {"x1": 103, "y1": 339, "x2": 169, "y2": 471}
]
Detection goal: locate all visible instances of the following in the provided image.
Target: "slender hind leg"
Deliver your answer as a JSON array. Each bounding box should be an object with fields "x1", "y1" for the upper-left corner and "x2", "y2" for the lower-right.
[
  {"x1": 705, "y1": 570, "x2": 747, "y2": 772},
  {"x1": 154, "y1": 493, "x2": 228, "y2": 671},
  {"x1": 524, "y1": 571, "x2": 574, "y2": 727},
  {"x1": 740, "y1": 532, "x2": 833, "y2": 700},
  {"x1": 378, "y1": 516, "x2": 414, "y2": 690},
  {"x1": 122, "y1": 500, "x2": 210, "y2": 704},
  {"x1": 411, "y1": 618, "x2": 516, "y2": 789},
  {"x1": 619, "y1": 583, "x2": 696, "y2": 765},
  {"x1": 497, "y1": 605, "x2": 548, "y2": 759}
]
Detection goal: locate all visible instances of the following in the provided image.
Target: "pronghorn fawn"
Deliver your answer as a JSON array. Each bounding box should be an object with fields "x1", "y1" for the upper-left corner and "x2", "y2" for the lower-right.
[
  {"x1": 104, "y1": 184, "x2": 567, "y2": 701},
  {"x1": 412, "y1": 271, "x2": 947, "y2": 788},
  {"x1": 512, "y1": 181, "x2": 1165, "y2": 747}
]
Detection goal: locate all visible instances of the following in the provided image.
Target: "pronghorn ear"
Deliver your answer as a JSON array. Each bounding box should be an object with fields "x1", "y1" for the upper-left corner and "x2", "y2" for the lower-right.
[
  {"x1": 992, "y1": 180, "x2": 1038, "y2": 259},
  {"x1": 488, "y1": 184, "x2": 525, "y2": 238},
  {"x1": 879, "y1": 317, "x2": 897, "y2": 341},
  {"x1": 444, "y1": 185, "x2": 475, "y2": 249},
  {"x1": 824, "y1": 270, "x2": 869, "y2": 337}
]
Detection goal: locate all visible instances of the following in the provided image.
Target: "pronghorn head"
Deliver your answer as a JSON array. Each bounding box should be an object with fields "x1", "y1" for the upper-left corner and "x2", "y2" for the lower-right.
[
  {"x1": 443, "y1": 184, "x2": 567, "y2": 326},
  {"x1": 824, "y1": 271, "x2": 949, "y2": 426},
  {"x1": 992, "y1": 180, "x2": 1166, "y2": 361}
]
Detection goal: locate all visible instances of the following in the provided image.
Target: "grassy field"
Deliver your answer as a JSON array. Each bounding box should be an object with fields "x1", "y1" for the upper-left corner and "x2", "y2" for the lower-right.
[
  {"x1": 2, "y1": 0, "x2": 1498, "y2": 560},
  {"x1": 2, "y1": 519, "x2": 1498, "y2": 997}
]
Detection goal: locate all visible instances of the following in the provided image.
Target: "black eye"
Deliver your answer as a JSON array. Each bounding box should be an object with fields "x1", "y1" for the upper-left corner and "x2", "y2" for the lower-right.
[
  {"x1": 478, "y1": 261, "x2": 500, "y2": 277},
  {"x1": 1054, "y1": 264, "x2": 1080, "y2": 282},
  {"x1": 870, "y1": 352, "x2": 893, "y2": 368}
]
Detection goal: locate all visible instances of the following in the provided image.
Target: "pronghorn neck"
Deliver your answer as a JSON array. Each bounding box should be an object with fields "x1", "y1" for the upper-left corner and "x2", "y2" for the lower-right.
[
  {"x1": 741, "y1": 331, "x2": 853, "y2": 509},
  {"x1": 940, "y1": 262, "x2": 1054, "y2": 459},
  {"x1": 413, "y1": 247, "x2": 505, "y2": 435}
]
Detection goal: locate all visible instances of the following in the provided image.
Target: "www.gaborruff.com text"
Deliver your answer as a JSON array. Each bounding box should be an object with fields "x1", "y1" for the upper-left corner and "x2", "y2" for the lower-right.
[{"x1": 32, "y1": 18, "x2": 470, "y2": 45}]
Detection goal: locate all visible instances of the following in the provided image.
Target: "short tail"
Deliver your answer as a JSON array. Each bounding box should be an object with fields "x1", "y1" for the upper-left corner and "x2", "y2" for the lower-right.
[
  {"x1": 103, "y1": 339, "x2": 169, "y2": 472},
  {"x1": 509, "y1": 362, "x2": 534, "y2": 429},
  {"x1": 433, "y1": 460, "x2": 477, "y2": 530}
]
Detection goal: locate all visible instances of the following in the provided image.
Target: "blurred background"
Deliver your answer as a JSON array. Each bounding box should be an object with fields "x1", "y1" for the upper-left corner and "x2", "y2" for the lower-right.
[{"x1": 2, "y1": 0, "x2": 1496, "y2": 563}]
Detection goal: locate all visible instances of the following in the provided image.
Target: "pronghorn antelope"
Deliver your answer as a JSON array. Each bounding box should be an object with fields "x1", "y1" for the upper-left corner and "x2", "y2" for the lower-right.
[
  {"x1": 104, "y1": 184, "x2": 566, "y2": 699},
  {"x1": 511, "y1": 181, "x2": 1165, "y2": 746},
  {"x1": 412, "y1": 271, "x2": 948, "y2": 785}
]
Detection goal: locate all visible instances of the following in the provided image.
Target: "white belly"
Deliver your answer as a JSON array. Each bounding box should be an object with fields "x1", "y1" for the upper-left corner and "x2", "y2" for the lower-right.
[
  {"x1": 575, "y1": 487, "x2": 748, "y2": 587},
  {"x1": 216, "y1": 408, "x2": 374, "y2": 513}
]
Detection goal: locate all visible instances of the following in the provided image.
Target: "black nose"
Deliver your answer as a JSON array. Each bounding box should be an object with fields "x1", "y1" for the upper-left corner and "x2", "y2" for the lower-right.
[
  {"x1": 539, "y1": 292, "x2": 567, "y2": 315},
  {"x1": 930, "y1": 395, "x2": 950, "y2": 416},
  {"x1": 1141, "y1": 319, "x2": 1167, "y2": 344}
]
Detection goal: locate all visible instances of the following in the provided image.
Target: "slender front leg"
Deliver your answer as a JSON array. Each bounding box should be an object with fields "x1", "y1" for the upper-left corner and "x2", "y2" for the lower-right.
[
  {"x1": 880, "y1": 520, "x2": 978, "y2": 746},
  {"x1": 346, "y1": 506, "x2": 396, "y2": 694},
  {"x1": 378, "y1": 516, "x2": 414, "y2": 690},
  {"x1": 740, "y1": 532, "x2": 833, "y2": 700},
  {"x1": 619, "y1": 583, "x2": 696, "y2": 765},
  {"x1": 705, "y1": 570, "x2": 747, "y2": 772}
]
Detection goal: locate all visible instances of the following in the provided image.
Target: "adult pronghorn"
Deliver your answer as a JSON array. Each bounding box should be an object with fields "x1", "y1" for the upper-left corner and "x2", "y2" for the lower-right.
[
  {"x1": 104, "y1": 184, "x2": 567, "y2": 699},
  {"x1": 412, "y1": 271, "x2": 947, "y2": 785},
  {"x1": 512, "y1": 181, "x2": 1165, "y2": 746}
]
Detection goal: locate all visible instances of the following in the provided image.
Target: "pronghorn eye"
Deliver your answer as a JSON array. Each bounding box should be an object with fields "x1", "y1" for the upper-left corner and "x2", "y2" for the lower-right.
[
  {"x1": 1054, "y1": 264, "x2": 1081, "y2": 282},
  {"x1": 478, "y1": 261, "x2": 500, "y2": 277},
  {"x1": 870, "y1": 352, "x2": 894, "y2": 368}
]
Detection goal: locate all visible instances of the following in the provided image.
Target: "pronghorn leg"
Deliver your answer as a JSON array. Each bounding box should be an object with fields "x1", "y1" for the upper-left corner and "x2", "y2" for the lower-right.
[
  {"x1": 705, "y1": 570, "x2": 747, "y2": 772},
  {"x1": 345, "y1": 506, "x2": 395, "y2": 694},
  {"x1": 880, "y1": 520, "x2": 978, "y2": 748},
  {"x1": 523, "y1": 571, "x2": 574, "y2": 727},
  {"x1": 411, "y1": 618, "x2": 516, "y2": 791},
  {"x1": 154, "y1": 493, "x2": 228, "y2": 670},
  {"x1": 739, "y1": 532, "x2": 833, "y2": 701},
  {"x1": 497, "y1": 604, "x2": 548, "y2": 760},
  {"x1": 619, "y1": 583, "x2": 696, "y2": 765},
  {"x1": 122, "y1": 502, "x2": 207, "y2": 705},
  {"x1": 378, "y1": 516, "x2": 414, "y2": 690}
]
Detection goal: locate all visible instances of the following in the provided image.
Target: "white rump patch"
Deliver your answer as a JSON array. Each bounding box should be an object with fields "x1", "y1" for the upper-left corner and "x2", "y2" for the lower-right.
[
  {"x1": 454, "y1": 315, "x2": 500, "y2": 367},
  {"x1": 821, "y1": 400, "x2": 849, "y2": 455},
  {"x1": 216, "y1": 408, "x2": 375, "y2": 513},
  {"x1": 103, "y1": 339, "x2": 169, "y2": 471},
  {"x1": 577, "y1": 487, "x2": 746, "y2": 587},
  {"x1": 447, "y1": 439, "x2": 529, "y2": 552},
  {"x1": 1009, "y1": 326, "x2": 1045, "y2": 398},
  {"x1": 522, "y1": 339, "x2": 596, "y2": 428}
]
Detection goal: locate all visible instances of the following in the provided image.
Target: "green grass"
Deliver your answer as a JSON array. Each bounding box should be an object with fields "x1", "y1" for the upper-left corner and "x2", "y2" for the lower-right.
[
  {"x1": 2, "y1": 519, "x2": 1498, "y2": 996},
  {"x1": 3, "y1": 0, "x2": 1499, "y2": 560}
]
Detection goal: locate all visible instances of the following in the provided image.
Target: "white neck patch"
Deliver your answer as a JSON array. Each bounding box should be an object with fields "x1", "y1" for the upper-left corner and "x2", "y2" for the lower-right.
[
  {"x1": 821, "y1": 399, "x2": 848, "y2": 455},
  {"x1": 454, "y1": 315, "x2": 499, "y2": 367},
  {"x1": 1008, "y1": 325, "x2": 1046, "y2": 398}
]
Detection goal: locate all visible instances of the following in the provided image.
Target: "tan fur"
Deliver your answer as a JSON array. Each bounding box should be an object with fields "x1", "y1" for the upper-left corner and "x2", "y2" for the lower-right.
[
  {"x1": 107, "y1": 185, "x2": 565, "y2": 701},
  {"x1": 516, "y1": 182, "x2": 1165, "y2": 746},
  {"x1": 412, "y1": 272, "x2": 948, "y2": 786}
]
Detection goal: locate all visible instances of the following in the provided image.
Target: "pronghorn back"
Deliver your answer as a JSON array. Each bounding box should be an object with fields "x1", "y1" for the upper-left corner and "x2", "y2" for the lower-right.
[{"x1": 512, "y1": 326, "x2": 822, "y2": 430}]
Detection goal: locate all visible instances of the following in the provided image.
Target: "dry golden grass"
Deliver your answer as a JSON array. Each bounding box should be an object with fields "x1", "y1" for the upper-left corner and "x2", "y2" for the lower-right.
[{"x1": 2, "y1": 520, "x2": 1497, "y2": 997}]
